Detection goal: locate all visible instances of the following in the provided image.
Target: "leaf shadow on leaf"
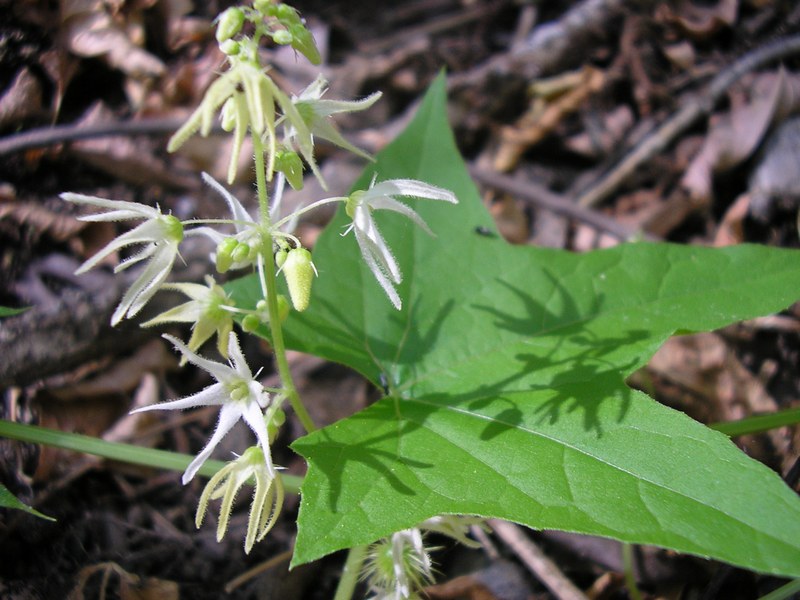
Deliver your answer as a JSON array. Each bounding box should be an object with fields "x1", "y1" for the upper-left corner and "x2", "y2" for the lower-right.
[
  {"x1": 291, "y1": 294, "x2": 456, "y2": 389},
  {"x1": 466, "y1": 276, "x2": 647, "y2": 436},
  {"x1": 293, "y1": 404, "x2": 434, "y2": 512}
]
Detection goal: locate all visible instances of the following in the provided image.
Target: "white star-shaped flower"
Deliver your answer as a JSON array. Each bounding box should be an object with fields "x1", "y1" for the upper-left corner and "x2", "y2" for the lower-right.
[
  {"x1": 344, "y1": 178, "x2": 458, "y2": 309},
  {"x1": 132, "y1": 332, "x2": 274, "y2": 484},
  {"x1": 60, "y1": 193, "x2": 184, "y2": 326},
  {"x1": 285, "y1": 75, "x2": 382, "y2": 188}
]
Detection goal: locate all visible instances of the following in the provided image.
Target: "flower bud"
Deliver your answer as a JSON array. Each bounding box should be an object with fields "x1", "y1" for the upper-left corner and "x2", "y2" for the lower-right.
[
  {"x1": 289, "y1": 24, "x2": 321, "y2": 65},
  {"x1": 275, "y1": 246, "x2": 288, "y2": 269},
  {"x1": 281, "y1": 248, "x2": 315, "y2": 312},
  {"x1": 242, "y1": 314, "x2": 261, "y2": 333},
  {"x1": 220, "y1": 39, "x2": 240, "y2": 56},
  {"x1": 216, "y1": 7, "x2": 245, "y2": 43},
  {"x1": 276, "y1": 4, "x2": 300, "y2": 23},
  {"x1": 267, "y1": 408, "x2": 285, "y2": 441},
  {"x1": 216, "y1": 238, "x2": 238, "y2": 273},
  {"x1": 254, "y1": 0, "x2": 276, "y2": 16},
  {"x1": 232, "y1": 242, "x2": 251, "y2": 264},
  {"x1": 272, "y1": 29, "x2": 292, "y2": 45}
]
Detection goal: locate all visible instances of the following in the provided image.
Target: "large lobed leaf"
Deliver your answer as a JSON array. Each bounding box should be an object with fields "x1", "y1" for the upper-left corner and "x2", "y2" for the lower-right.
[{"x1": 229, "y1": 74, "x2": 800, "y2": 574}]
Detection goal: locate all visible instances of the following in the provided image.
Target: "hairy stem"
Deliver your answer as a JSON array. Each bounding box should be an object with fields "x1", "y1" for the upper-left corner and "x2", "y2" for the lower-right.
[
  {"x1": 333, "y1": 545, "x2": 368, "y2": 600},
  {"x1": 252, "y1": 135, "x2": 317, "y2": 434}
]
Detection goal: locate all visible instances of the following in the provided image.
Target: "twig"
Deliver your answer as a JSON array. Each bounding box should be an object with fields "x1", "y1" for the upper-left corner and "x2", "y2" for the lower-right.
[
  {"x1": 489, "y1": 519, "x2": 589, "y2": 600},
  {"x1": 359, "y1": 2, "x2": 505, "y2": 55},
  {"x1": 0, "y1": 117, "x2": 189, "y2": 156},
  {"x1": 224, "y1": 548, "x2": 293, "y2": 593},
  {"x1": 577, "y1": 34, "x2": 800, "y2": 208},
  {"x1": 469, "y1": 165, "x2": 658, "y2": 241}
]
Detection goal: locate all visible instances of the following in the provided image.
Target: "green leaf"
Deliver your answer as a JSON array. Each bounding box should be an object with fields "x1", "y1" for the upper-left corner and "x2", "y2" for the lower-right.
[
  {"x1": 229, "y1": 74, "x2": 800, "y2": 575},
  {"x1": 0, "y1": 306, "x2": 29, "y2": 317},
  {"x1": 0, "y1": 482, "x2": 54, "y2": 521}
]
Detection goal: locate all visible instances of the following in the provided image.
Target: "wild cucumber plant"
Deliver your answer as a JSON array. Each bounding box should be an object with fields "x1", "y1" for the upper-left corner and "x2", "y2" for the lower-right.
[{"x1": 46, "y1": 0, "x2": 800, "y2": 597}]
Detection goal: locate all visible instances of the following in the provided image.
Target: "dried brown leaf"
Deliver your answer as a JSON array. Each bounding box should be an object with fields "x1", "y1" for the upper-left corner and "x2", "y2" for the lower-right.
[
  {"x1": 0, "y1": 202, "x2": 85, "y2": 242},
  {"x1": 68, "y1": 102, "x2": 196, "y2": 188},
  {"x1": 656, "y1": 0, "x2": 738, "y2": 39},
  {"x1": 681, "y1": 69, "x2": 800, "y2": 203},
  {"x1": 61, "y1": 0, "x2": 166, "y2": 78},
  {"x1": 495, "y1": 66, "x2": 606, "y2": 171},
  {"x1": 0, "y1": 68, "x2": 44, "y2": 128}
]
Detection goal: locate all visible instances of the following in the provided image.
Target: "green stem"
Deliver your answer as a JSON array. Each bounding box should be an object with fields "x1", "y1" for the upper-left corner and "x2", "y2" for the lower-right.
[
  {"x1": 252, "y1": 135, "x2": 317, "y2": 434},
  {"x1": 710, "y1": 406, "x2": 800, "y2": 438},
  {"x1": 759, "y1": 579, "x2": 800, "y2": 600},
  {"x1": 333, "y1": 545, "x2": 368, "y2": 600},
  {"x1": 621, "y1": 543, "x2": 643, "y2": 600},
  {"x1": 0, "y1": 420, "x2": 303, "y2": 493}
]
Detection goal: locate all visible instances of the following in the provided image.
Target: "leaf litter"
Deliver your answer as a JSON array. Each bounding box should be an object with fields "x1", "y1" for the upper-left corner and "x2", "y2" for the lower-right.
[{"x1": 0, "y1": 0, "x2": 799, "y2": 598}]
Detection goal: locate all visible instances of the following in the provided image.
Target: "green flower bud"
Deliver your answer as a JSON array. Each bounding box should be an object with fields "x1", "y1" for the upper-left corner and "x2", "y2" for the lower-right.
[
  {"x1": 216, "y1": 238, "x2": 238, "y2": 273},
  {"x1": 254, "y1": 0, "x2": 276, "y2": 16},
  {"x1": 275, "y1": 246, "x2": 288, "y2": 268},
  {"x1": 276, "y1": 4, "x2": 300, "y2": 23},
  {"x1": 232, "y1": 242, "x2": 251, "y2": 264},
  {"x1": 289, "y1": 24, "x2": 321, "y2": 65},
  {"x1": 275, "y1": 150, "x2": 304, "y2": 190},
  {"x1": 242, "y1": 313, "x2": 260, "y2": 333},
  {"x1": 220, "y1": 39, "x2": 240, "y2": 56},
  {"x1": 272, "y1": 29, "x2": 292, "y2": 45},
  {"x1": 267, "y1": 407, "x2": 285, "y2": 441},
  {"x1": 281, "y1": 248, "x2": 315, "y2": 312},
  {"x1": 216, "y1": 7, "x2": 245, "y2": 43}
]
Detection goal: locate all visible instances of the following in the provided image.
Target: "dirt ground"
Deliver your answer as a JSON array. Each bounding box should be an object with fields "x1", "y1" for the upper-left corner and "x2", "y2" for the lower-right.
[{"x1": 1, "y1": 0, "x2": 800, "y2": 598}]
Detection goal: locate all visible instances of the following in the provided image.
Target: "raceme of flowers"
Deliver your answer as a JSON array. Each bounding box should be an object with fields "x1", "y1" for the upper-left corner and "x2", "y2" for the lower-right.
[{"x1": 60, "y1": 0, "x2": 466, "y2": 585}]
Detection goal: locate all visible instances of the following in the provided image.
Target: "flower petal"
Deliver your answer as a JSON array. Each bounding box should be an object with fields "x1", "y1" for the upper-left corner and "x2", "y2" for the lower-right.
[
  {"x1": 354, "y1": 206, "x2": 401, "y2": 283},
  {"x1": 354, "y1": 227, "x2": 402, "y2": 310},
  {"x1": 163, "y1": 334, "x2": 236, "y2": 382},
  {"x1": 201, "y1": 172, "x2": 256, "y2": 228},
  {"x1": 240, "y1": 401, "x2": 274, "y2": 476},
  {"x1": 131, "y1": 383, "x2": 227, "y2": 414},
  {"x1": 60, "y1": 193, "x2": 161, "y2": 220},
  {"x1": 182, "y1": 401, "x2": 243, "y2": 484},
  {"x1": 366, "y1": 196, "x2": 434, "y2": 236},
  {"x1": 368, "y1": 179, "x2": 458, "y2": 204}
]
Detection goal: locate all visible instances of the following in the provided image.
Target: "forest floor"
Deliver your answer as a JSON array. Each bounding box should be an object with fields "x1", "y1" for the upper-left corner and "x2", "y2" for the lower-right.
[{"x1": 1, "y1": 0, "x2": 800, "y2": 598}]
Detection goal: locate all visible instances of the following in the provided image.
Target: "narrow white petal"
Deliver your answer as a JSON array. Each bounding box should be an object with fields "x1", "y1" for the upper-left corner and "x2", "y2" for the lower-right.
[
  {"x1": 355, "y1": 228, "x2": 402, "y2": 309},
  {"x1": 114, "y1": 244, "x2": 157, "y2": 273},
  {"x1": 226, "y1": 332, "x2": 254, "y2": 380},
  {"x1": 368, "y1": 179, "x2": 457, "y2": 204},
  {"x1": 296, "y1": 74, "x2": 327, "y2": 102},
  {"x1": 163, "y1": 334, "x2": 236, "y2": 382},
  {"x1": 354, "y1": 208, "x2": 401, "y2": 283},
  {"x1": 122, "y1": 245, "x2": 177, "y2": 318},
  {"x1": 182, "y1": 402, "x2": 243, "y2": 484},
  {"x1": 367, "y1": 196, "x2": 434, "y2": 236},
  {"x1": 60, "y1": 193, "x2": 161, "y2": 218},
  {"x1": 311, "y1": 92, "x2": 382, "y2": 118},
  {"x1": 75, "y1": 219, "x2": 162, "y2": 275},
  {"x1": 201, "y1": 172, "x2": 255, "y2": 228},
  {"x1": 131, "y1": 383, "x2": 227, "y2": 413},
  {"x1": 240, "y1": 402, "x2": 274, "y2": 476}
]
